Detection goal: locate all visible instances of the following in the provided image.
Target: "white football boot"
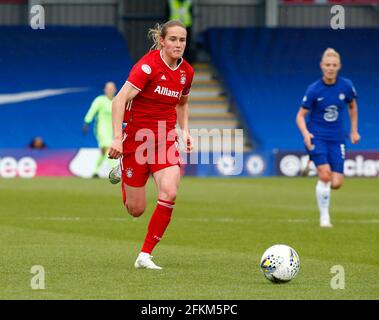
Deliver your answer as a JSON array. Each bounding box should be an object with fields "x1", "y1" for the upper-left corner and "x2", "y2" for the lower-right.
[
  {"x1": 134, "y1": 252, "x2": 162, "y2": 270},
  {"x1": 320, "y1": 216, "x2": 333, "y2": 228},
  {"x1": 108, "y1": 164, "x2": 121, "y2": 184}
]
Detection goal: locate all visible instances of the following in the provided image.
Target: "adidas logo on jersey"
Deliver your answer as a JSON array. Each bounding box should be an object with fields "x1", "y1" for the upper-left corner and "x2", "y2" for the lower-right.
[
  {"x1": 161, "y1": 74, "x2": 167, "y2": 80},
  {"x1": 154, "y1": 85, "x2": 180, "y2": 98}
]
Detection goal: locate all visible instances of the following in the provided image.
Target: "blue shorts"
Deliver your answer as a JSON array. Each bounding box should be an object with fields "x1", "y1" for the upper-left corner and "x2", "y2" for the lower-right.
[{"x1": 306, "y1": 139, "x2": 346, "y2": 174}]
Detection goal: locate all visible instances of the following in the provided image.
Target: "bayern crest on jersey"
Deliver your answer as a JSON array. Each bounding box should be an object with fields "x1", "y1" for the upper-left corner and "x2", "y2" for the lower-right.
[
  {"x1": 180, "y1": 76, "x2": 186, "y2": 85},
  {"x1": 126, "y1": 168, "x2": 133, "y2": 178}
]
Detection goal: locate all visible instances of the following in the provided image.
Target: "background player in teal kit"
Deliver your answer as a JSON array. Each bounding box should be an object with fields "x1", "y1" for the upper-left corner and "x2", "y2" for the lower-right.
[
  {"x1": 296, "y1": 48, "x2": 360, "y2": 227},
  {"x1": 83, "y1": 81, "x2": 117, "y2": 177}
]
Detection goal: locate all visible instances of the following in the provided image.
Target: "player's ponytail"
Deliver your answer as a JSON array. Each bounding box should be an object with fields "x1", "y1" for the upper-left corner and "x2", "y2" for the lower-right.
[
  {"x1": 148, "y1": 20, "x2": 186, "y2": 51},
  {"x1": 148, "y1": 23, "x2": 163, "y2": 50},
  {"x1": 322, "y1": 48, "x2": 341, "y2": 63}
]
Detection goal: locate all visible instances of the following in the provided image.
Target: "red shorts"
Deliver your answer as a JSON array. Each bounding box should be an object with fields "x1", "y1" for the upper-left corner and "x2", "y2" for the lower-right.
[{"x1": 121, "y1": 129, "x2": 180, "y2": 187}]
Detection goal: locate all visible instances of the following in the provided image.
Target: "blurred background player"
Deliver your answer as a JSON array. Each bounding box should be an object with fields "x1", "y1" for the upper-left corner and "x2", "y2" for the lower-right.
[
  {"x1": 108, "y1": 20, "x2": 194, "y2": 269},
  {"x1": 83, "y1": 81, "x2": 117, "y2": 178},
  {"x1": 168, "y1": 0, "x2": 194, "y2": 63},
  {"x1": 29, "y1": 136, "x2": 47, "y2": 150},
  {"x1": 296, "y1": 48, "x2": 360, "y2": 228}
]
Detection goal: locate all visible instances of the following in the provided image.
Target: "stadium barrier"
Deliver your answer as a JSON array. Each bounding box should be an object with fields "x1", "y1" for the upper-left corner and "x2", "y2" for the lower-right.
[
  {"x1": 1, "y1": 149, "x2": 378, "y2": 178},
  {"x1": 276, "y1": 151, "x2": 379, "y2": 177}
]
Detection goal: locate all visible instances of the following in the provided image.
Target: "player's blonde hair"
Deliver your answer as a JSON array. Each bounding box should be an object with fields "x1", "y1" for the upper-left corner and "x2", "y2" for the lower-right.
[
  {"x1": 321, "y1": 48, "x2": 341, "y2": 63},
  {"x1": 148, "y1": 20, "x2": 186, "y2": 50}
]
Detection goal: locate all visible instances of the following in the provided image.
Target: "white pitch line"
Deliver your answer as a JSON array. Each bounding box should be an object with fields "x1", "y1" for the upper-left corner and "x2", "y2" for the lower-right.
[
  {"x1": 23, "y1": 216, "x2": 379, "y2": 224},
  {"x1": 286, "y1": 218, "x2": 379, "y2": 224}
]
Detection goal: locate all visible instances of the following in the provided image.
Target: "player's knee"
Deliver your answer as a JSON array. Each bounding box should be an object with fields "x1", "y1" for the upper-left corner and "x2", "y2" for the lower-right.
[
  {"x1": 319, "y1": 170, "x2": 331, "y2": 183},
  {"x1": 332, "y1": 182, "x2": 343, "y2": 190},
  {"x1": 159, "y1": 189, "x2": 177, "y2": 202},
  {"x1": 126, "y1": 204, "x2": 145, "y2": 217}
]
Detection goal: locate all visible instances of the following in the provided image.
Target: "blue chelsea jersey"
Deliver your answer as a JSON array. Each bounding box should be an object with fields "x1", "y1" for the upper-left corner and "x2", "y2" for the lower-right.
[{"x1": 301, "y1": 76, "x2": 357, "y2": 142}]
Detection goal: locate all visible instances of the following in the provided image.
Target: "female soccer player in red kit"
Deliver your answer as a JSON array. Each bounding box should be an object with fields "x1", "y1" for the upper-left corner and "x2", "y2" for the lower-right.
[{"x1": 108, "y1": 20, "x2": 194, "y2": 269}]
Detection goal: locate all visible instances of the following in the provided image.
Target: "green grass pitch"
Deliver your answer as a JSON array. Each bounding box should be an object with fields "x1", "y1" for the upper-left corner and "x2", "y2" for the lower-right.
[{"x1": 0, "y1": 177, "x2": 378, "y2": 300}]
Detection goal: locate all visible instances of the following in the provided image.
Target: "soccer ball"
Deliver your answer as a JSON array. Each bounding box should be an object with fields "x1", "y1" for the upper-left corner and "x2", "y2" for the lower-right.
[{"x1": 260, "y1": 244, "x2": 300, "y2": 283}]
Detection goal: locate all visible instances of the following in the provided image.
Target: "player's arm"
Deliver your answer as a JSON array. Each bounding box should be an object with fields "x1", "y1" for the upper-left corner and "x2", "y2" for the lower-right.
[
  {"x1": 348, "y1": 98, "x2": 360, "y2": 144},
  {"x1": 296, "y1": 107, "x2": 314, "y2": 150},
  {"x1": 83, "y1": 97, "x2": 100, "y2": 134},
  {"x1": 108, "y1": 82, "x2": 140, "y2": 159},
  {"x1": 176, "y1": 95, "x2": 193, "y2": 153}
]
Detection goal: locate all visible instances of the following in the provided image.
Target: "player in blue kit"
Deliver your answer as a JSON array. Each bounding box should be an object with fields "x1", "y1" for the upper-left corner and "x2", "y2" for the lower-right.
[{"x1": 296, "y1": 48, "x2": 360, "y2": 227}]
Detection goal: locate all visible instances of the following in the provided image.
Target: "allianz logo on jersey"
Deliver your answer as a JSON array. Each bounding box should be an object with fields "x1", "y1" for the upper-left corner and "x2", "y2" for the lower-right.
[{"x1": 154, "y1": 85, "x2": 180, "y2": 98}]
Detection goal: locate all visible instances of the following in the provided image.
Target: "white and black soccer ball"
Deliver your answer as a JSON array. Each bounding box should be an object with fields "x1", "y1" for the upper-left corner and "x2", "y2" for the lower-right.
[{"x1": 260, "y1": 244, "x2": 300, "y2": 283}]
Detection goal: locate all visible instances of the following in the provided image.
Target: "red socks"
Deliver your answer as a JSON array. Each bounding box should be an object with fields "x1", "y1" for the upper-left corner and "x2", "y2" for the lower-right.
[{"x1": 141, "y1": 199, "x2": 174, "y2": 254}]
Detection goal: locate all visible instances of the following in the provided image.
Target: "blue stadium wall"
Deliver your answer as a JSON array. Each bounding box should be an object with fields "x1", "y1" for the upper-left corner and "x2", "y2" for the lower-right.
[{"x1": 0, "y1": 26, "x2": 133, "y2": 149}]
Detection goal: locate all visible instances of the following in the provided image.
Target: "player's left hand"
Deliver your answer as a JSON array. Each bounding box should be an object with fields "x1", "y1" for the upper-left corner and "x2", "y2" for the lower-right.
[
  {"x1": 350, "y1": 131, "x2": 361, "y2": 144},
  {"x1": 182, "y1": 131, "x2": 194, "y2": 153}
]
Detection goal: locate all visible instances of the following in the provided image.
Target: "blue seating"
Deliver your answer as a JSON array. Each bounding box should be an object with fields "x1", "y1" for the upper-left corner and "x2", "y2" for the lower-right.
[
  {"x1": 0, "y1": 26, "x2": 133, "y2": 148},
  {"x1": 204, "y1": 28, "x2": 379, "y2": 151}
]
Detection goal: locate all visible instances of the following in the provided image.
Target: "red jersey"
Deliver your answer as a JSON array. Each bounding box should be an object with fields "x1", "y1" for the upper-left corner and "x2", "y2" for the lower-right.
[{"x1": 124, "y1": 49, "x2": 194, "y2": 134}]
